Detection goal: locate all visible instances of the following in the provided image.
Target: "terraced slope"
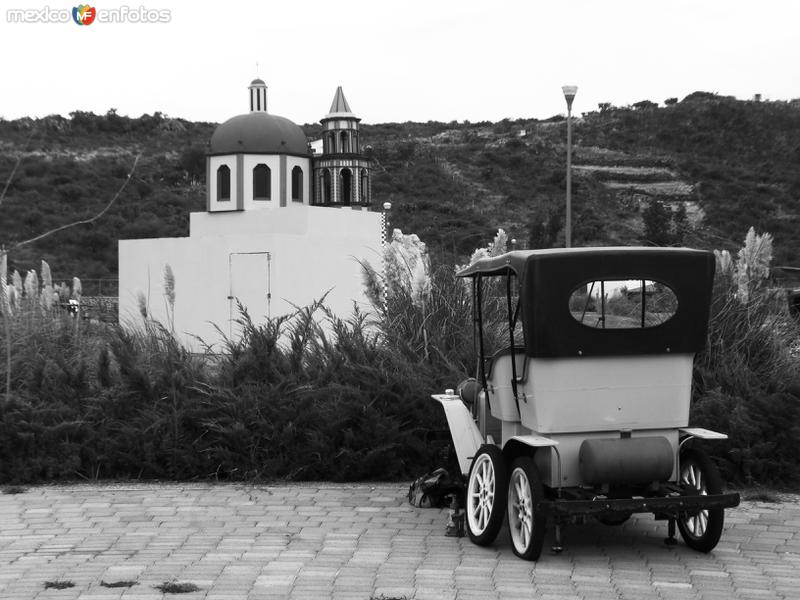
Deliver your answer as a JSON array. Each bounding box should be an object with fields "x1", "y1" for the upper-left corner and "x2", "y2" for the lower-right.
[{"x1": 1, "y1": 94, "x2": 799, "y2": 280}]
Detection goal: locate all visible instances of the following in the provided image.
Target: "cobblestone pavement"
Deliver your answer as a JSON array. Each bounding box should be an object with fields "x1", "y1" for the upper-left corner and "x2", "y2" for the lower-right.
[{"x1": 0, "y1": 483, "x2": 799, "y2": 599}]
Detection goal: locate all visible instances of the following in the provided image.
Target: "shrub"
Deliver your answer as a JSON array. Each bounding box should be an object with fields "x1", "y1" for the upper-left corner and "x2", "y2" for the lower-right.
[
  {"x1": 2, "y1": 231, "x2": 800, "y2": 487},
  {"x1": 692, "y1": 232, "x2": 800, "y2": 485},
  {"x1": 0, "y1": 293, "x2": 458, "y2": 483}
]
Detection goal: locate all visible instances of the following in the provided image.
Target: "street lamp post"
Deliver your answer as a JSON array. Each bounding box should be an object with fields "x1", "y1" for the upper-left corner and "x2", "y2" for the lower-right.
[{"x1": 562, "y1": 85, "x2": 578, "y2": 248}]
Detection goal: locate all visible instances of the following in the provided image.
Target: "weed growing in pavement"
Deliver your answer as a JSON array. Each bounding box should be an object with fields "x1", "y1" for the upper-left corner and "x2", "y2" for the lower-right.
[
  {"x1": 154, "y1": 581, "x2": 201, "y2": 594},
  {"x1": 44, "y1": 580, "x2": 74, "y2": 590},
  {"x1": 742, "y1": 489, "x2": 781, "y2": 503},
  {"x1": 100, "y1": 580, "x2": 137, "y2": 588}
]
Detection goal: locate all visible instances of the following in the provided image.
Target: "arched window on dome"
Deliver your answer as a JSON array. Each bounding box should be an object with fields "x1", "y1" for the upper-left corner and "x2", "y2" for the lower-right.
[
  {"x1": 253, "y1": 164, "x2": 271, "y2": 200},
  {"x1": 217, "y1": 165, "x2": 231, "y2": 201},
  {"x1": 327, "y1": 133, "x2": 336, "y2": 154},
  {"x1": 340, "y1": 131, "x2": 350, "y2": 153},
  {"x1": 291, "y1": 166, "x2": 303, "y2": 202}
]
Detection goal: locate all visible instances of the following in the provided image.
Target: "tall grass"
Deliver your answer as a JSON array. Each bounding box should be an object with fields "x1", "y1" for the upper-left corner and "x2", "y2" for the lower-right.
[
  {"x1": 1, "y1": 230, "x2": 799, "y2": 485},
  {"x1": 0, "y1": 290, "x2": 464, "y2": 483},
  {"x1": 693, "y1": 265, "x2": 800, "y2": 485},
  {"x1": 0, "y1": 308, "x2": 106, "y2": 480}
]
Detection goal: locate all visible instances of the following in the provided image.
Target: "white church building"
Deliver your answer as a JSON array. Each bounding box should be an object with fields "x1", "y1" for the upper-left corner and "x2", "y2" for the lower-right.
[{"x1": 118, "y1": 81, "x2": 382, "y2": 350}]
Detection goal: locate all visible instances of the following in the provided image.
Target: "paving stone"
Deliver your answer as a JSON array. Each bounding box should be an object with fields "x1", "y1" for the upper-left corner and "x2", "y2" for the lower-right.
[{"x1": 0, "y1": 484, "x2": 799, "y2": 599}]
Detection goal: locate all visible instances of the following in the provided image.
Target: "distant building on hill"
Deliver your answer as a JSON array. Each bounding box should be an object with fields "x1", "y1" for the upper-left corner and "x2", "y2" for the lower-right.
[{"x1": 119, "y1": 81, "x2": 382, "y2": 350}]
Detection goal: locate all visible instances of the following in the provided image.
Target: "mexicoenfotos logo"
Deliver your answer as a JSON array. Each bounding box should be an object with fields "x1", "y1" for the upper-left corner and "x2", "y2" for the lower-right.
[
  {"x1": 72, "y1": 4, "x2": 96, "y2": 25},
  {"x1": 6, "y1": 5, "x2": 171, "y2": 24}
]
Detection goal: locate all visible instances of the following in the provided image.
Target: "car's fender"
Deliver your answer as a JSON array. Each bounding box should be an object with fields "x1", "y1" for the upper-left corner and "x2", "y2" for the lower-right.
[{"x1": 432, "y1": 393, "x2": 483, "y2": 477}]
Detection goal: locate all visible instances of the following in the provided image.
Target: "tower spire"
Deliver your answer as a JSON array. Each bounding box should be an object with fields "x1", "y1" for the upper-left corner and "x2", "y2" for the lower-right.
[{"x1": 326, "y1": 86, "x2": 353, "y2": 117}]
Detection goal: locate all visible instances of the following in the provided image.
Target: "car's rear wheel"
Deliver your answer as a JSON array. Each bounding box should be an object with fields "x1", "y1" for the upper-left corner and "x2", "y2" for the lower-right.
[
  {"x1": 677, "y1": 448, "x2": 724, "y2": 552},
  {"x1": 507, "y1": 456, "x2": 546, "y2": 560},
  {"x1": 466, "y1": 445, "x2": 507, "y2": 545}
]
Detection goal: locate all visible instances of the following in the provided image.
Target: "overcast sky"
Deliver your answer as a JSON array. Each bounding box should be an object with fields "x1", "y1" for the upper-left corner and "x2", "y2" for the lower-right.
[{"x1": 1, "y1": 0, "x2": 797, "y2": 126}]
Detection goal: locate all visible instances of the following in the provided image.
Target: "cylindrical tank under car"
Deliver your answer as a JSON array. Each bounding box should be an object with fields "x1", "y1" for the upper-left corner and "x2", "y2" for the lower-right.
[{"x1": 579, "y1": 436, "x2": 674, "y2": 486}]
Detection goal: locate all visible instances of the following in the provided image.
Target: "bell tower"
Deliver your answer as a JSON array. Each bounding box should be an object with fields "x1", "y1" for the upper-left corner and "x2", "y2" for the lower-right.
[
  {"x1": 248, "y1": 78, "x2": 268, "y2": 113},
  {"x1": 313, "y1": 87, "x2": 372, "y2": 208}
]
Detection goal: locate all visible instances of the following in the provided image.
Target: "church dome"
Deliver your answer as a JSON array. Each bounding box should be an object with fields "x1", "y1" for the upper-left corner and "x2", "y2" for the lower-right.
[{"x1": 209, "y1": 112, "x2": 309, "y2": 156}]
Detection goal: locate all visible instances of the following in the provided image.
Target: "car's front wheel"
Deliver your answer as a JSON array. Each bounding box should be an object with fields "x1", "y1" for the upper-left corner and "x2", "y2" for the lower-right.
[
  {"x1": 677, "y1": 448, "x2": 725, "y2": 552},
  {"x1": 466, "y1": 445, "x2": 507, "y2": 546}
]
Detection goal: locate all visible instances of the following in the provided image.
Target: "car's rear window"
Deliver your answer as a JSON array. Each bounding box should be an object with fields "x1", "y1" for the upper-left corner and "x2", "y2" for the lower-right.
[{"x1": 569, "y1": 279, "x2": 678, "y2": 329}]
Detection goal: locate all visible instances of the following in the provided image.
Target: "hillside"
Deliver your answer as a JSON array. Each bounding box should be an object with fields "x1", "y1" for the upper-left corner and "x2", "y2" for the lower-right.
[
  {"x1": 1, "y1": 93, "x2": 799, "y2": 286},
  {"x1": 368, "y1": 93, "x2": 800, "y2": 266}
]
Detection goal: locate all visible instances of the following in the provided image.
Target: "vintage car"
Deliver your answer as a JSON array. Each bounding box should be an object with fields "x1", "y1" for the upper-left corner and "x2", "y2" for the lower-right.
[{"x1": 433, "y1": 247, "x2": 740, "y2": 560}]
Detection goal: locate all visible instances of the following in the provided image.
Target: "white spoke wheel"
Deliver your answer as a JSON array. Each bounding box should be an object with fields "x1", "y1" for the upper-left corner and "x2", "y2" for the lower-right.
[
  {"x1": 506, "y1": 456, "x2": 546, "y2": 560},
  {"x1": 677, "y1": 448, "x2": 725, "y2": 552},
  {"x1": 466, "y1": 445, "x2": 508, "y2": 546}
]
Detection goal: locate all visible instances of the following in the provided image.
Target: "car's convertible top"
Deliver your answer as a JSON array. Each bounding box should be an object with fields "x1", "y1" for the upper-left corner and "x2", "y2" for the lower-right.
[{"x1": 457, "y1": 247, "x2": 716, "y2": 358}]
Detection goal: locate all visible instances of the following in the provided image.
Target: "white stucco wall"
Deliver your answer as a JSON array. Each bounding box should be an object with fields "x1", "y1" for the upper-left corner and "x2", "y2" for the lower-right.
[
  {"x1": 208, "y1": 154, "x2": 311, "y2": 210},
  {"x1": 286, "y1": 155, "x2": 311, "y2": 205},
  {"x1": 208, "y1": 155, "x2": 238, "y2": 212},
  {"x1": 119, "y1": 205, "x2": 382, "y2": 351},
  {"x1": 242, "y1": 154, "x2": 280, "y2": 209}
]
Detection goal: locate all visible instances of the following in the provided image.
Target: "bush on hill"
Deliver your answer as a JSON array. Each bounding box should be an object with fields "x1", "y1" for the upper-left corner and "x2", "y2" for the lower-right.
[{"x1": 4, "y1": 94, "x2": 800, "y2": 277}]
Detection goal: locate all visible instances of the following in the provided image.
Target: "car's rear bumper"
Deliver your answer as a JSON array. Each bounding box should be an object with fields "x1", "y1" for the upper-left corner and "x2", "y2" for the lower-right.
[{"x1": 537, "y1": 491, "x2": 740, "y2": 519}]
